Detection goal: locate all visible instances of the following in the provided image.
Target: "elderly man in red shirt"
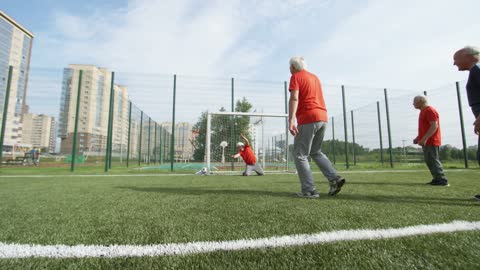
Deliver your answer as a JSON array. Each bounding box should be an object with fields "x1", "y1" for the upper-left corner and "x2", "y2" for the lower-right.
[
  {"x1": 413, "y1": 95, "x2": 448, "y2": 186},
  {"x1": 232, "y1": 133, "x2": 264, "y2": 176},
  {"x1": 288, "y1": 56, "x2": 345, "y2": 198}
]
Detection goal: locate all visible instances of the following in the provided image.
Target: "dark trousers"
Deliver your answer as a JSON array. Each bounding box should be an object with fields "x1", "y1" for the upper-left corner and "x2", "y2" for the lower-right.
[
  {"x1": 422, "y1": 146, "x2": 446, "y2": 181},
  {"x1": 472, "y1": 105, "x2": 480, "y2": 165}
]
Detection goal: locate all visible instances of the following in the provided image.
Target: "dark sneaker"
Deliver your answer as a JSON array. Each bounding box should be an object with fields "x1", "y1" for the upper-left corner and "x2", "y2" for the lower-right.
[
  {"x1": 328, "y1": 176, "x2": 346, "y2": 196},
  {"x1": 426, "y1": 179, "x2": 435, "y2": 185},
  {"x1": 430, "y1": 179, "x2": 449, "y2": 186},
  {"x1": 296, "y1": 190, "x2": 320, "y2": 199},
  {"x1": 474, "y1": 195, "x2": 480, "y2": 201}
]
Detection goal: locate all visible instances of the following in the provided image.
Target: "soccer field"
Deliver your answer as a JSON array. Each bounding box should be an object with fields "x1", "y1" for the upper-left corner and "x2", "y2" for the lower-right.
[{"x1": 0, "y1": 170, "x2": 479, "y2": 269}]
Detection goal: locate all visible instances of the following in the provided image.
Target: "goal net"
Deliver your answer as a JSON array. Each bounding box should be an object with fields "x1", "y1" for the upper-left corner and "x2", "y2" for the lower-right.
[{"x1": 206, "y1": 111, "x2": 290, "y2": 174}]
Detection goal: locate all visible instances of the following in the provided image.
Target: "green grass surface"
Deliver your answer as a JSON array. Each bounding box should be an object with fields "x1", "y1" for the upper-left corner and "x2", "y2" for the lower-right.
[
  {"x1": 0, "y1": 170, "x2": 479, "y2": 269},
  {"x1": 0, "y1": 160, "x2": 476, "y2": 175}
]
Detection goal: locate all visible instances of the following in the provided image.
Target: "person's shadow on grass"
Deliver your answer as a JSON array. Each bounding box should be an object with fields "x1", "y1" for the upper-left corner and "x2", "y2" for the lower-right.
[{"x1": 116, "y1": 186, "x2": 475, "y2": 206}]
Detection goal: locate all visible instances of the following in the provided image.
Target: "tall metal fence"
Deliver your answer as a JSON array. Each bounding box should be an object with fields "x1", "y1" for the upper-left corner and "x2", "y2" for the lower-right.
[{"x1": 0, "y1": 65, "x2": 478, "y2": 172}]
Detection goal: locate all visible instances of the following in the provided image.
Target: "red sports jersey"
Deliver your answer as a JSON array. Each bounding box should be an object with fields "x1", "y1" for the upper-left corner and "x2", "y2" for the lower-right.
[
  {"x1": 417, "y1": 106, "x2": 441, "y2": 146},
  {"x1": 239, "y1": 145, "x2": 256, "y2": 165},
  {"x1": 288, "y1": 70, "x2": 328, "y2": 125}
]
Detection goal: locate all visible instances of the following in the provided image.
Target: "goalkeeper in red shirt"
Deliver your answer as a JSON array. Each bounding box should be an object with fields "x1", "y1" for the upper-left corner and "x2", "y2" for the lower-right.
[{"x1": 232, "y1": 134, "x2": 264, "y2": 176}]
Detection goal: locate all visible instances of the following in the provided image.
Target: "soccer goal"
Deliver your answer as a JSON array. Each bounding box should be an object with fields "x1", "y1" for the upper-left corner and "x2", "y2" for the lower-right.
[{"x1": 205, "y1": 111, "x2": 290, "y2": 174}]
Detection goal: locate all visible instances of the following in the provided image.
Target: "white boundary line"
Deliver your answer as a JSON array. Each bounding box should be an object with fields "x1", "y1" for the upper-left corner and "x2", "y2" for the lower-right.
[
  {"x1": 1, "y1": 220, "x2": 479, "y2": 258},
  {"x1": 0, "y1": 169, "x2": 477, "y2": 178}
]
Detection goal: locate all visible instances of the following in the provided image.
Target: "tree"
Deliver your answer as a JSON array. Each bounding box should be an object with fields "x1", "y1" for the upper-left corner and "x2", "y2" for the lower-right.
[{"x1": 192, "y1": 97, "x2": 253, "y2": 161}]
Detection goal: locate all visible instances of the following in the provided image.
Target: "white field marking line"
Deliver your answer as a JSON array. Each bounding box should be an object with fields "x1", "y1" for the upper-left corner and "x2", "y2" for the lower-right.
[
  {"x1": 0, "y1": 169, "x2": 477, "y2": 178},
  {"x1": 1, "y1": 220, "x2": 479, "y2": 258}
]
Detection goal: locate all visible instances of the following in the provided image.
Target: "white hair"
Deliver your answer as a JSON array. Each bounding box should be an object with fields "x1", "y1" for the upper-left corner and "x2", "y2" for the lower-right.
[
  {"x1": 236, "y1": 142, "x2": 244, "y2": 147},
  {"x1": 463, "y1": 46, "x2": 480, "y2": 60},
  {"x1": 289, "y1": 56, "x2": 306, "y2": 71},
  {"x1": 414, "y1": 95, "x2": 428, "y2": 106}
]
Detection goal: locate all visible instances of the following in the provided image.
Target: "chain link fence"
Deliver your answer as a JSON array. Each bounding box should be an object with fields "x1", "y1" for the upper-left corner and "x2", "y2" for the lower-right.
[{"x1": 0, "y1": 65, "x2": 477, "y2": 172}]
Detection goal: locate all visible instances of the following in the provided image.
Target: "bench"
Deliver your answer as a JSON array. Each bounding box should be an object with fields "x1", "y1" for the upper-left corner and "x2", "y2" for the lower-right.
[{"x1": 5, "y1": 157, "x2": 27, "y2": 165}]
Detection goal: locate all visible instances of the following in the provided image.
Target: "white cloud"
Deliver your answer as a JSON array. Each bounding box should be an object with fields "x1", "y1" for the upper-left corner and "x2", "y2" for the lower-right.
[{"x1": 308, "y1": 0, "x2": 480, "y2": 89}]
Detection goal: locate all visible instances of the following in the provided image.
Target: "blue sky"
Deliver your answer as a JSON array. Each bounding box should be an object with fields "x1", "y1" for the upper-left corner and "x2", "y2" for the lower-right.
[
  {"x1": 4, "y1": 0, "x2": 479, "y2": 87},
  {"x1": 2, "y1": 0, "x2": 480, "y2": 148}
]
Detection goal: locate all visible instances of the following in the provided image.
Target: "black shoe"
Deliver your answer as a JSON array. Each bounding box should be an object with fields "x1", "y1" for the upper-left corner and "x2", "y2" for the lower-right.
[
  {"x1": 430, "y1": 179, "x2": 449, "y2": 186},
  {"x1": 474, "y1": 195, "x2": 480, "y2": 201}
]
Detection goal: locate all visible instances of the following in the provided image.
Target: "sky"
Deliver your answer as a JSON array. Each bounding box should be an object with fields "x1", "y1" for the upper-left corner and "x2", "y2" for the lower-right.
[{"x1": 2, "y1": 0, "x2": 480, "y2": 148}]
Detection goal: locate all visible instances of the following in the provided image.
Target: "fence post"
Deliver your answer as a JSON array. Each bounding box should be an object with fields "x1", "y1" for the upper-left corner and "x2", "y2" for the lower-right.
[
  {"x1": 342, "y1": 85, "x2": 349, "y2": 169},
  {"x1": 147, "y1": 117, "x2": 151, "y2": 164},
  {"x1": 331, "y1": 116, "x2": 336, "y2": 164},
  {"x1": 71, "y1": 70, "x2": 83, "y2": 172},
  {"x1": 138, "y1": 111, "x2": 143, "y2": 166},
  {"x1": 159, "y1": 124, "x2": 163, "y2": 164},
  {"x1": 384, "y1": 88, "x2": 394, "y2": 168},
  {"x1": 170, "y1": 74, "x2": 176, "y2": 171},
  {"x1": 230, "y1": 77, "x2": 235, "y2": 171},
  {"x1": 126, "y1": 101, "x2": 132, "y2": 168},
  {"x1": 108, "y1": 74, "x2": 115, "y2": 170},
  {"x1": 0, "y1": 66, "x2": 14, "y2": 165},
  {"x1": 104, "y1": 72, "x2": 115, "y2": 171},
  {"x1": 455, "y1": 82, "x2": 469, "y2": 168},
  {"x1": 351, "y1": 110, "x2": 356, "y2": 166},
  {"x1": 154, "y1": 122, "x2": 157, "y2": 164},
  {"x1": 377, "y1": 101, "x2": 384, "y2": 165},
  {"x1": 284, "y1": 81, "x2": 289, "y2": 171}
]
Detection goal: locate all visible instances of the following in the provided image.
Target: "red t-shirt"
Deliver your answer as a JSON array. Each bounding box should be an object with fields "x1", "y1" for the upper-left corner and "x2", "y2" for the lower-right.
[
  {"x1": 239, "y1": 145, "x2": 256, "y2": 165},
  {"x1": 288, "y1": 70, "x2": 328, "y2": 125},
  {"x1": 417, "y1": 106, "x2": 441, "y2": 146}
]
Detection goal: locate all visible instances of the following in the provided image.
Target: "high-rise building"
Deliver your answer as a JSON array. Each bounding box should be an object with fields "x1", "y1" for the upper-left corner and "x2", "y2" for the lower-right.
[
  {"x1": 58, "y1": 64, "x2": 129, "y2": 155},
  {"x1": 21, "y1": 113, "x2": 55, "y2": 153},
  {"x1": 0, "y1": 10, "x2": 34, "y2": 145},
  {"x1": 161, "y1": 122, "x2": 194, "y2": 160}
]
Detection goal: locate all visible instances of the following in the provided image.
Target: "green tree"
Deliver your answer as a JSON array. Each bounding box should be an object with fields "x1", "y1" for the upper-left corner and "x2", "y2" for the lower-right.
[{"x1": 192, "y1": 97, "x2": 253, "y2": 161}]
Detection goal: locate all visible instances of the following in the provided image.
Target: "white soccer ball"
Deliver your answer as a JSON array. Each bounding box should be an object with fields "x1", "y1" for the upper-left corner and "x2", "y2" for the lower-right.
[{"x1": 195, "y1": 167, "x2": 208, "y2": 175}]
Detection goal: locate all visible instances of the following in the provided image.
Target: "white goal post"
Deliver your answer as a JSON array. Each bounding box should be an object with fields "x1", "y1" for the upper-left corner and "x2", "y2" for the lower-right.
[{"x1": 206, "y1": 111, "x2": 290, "y2": 173}]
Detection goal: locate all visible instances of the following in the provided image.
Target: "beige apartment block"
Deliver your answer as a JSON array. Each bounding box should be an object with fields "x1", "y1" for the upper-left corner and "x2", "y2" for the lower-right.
[
  {"x1": 22, "y1": 113, "x2": 55, "y2": 152},
  {"x1": 58, "y1": 65, "x2": 129, "y2": 155},
  {"x1": 160, "y1": 122, "x2": 194, "y2": 161},
  {"x1": 0, "y1": 11, "x2": 34, "y2": 145}
]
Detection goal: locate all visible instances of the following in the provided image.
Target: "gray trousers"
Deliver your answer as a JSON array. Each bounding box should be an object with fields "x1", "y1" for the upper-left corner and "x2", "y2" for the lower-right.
[
  {"x1": 422, "y1": 146, "x2": 446, "y2": 180},
  {"x1": 243, "y1": 163, "x2": 264, "y2": 176},
  {"x1": 293, "y1": 121, "x2": 338, "y2": 193}
]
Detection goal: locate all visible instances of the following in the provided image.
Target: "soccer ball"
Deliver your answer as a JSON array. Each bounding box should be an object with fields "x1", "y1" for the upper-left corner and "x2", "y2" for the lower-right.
[{"x1": 195, "y1": 167, "x2": 208, "y2": 175}]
